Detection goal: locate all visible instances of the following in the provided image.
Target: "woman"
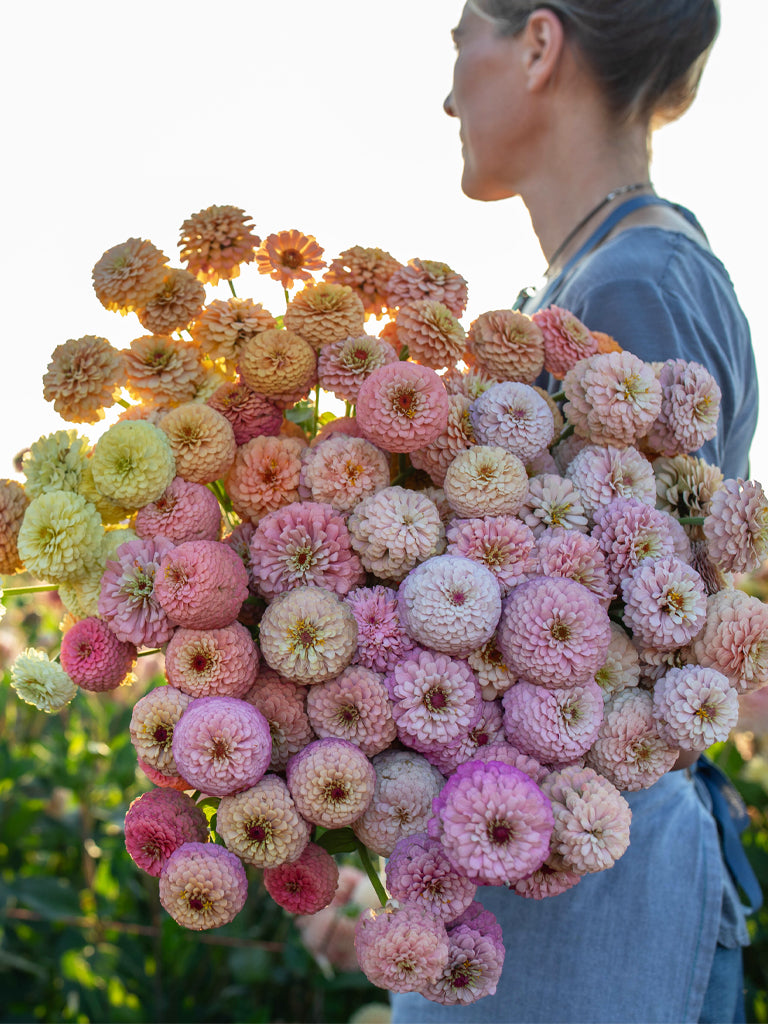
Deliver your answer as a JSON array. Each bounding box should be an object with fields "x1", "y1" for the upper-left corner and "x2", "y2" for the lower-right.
[{"x1": 392, "y1": 2, "x2": 759, "y2": 1022}]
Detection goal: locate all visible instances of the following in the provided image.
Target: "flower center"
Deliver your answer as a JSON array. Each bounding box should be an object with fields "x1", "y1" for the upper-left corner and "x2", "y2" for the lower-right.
[
  {"x1": 324, "y1": 781, "x2": 349, "y2": 804},
  {"x1": 425, "y1": 687, "x2": 447, "y2": 711},
  {"x1": 392, "y1": 385, "x2": 418, "y2": 419},
  {"x1": 246, "y1": 818, "x2": 272, "y2": 843},
  {"x1": 695, "y1": 703, "x2": 715, "y2": 722},
  {"x1": 153, "y1": 724, "x2": 169, "y2": 744},
  {"x1": 663, "y1": 589, "x2": 686, "y2": 618},
  {"x1": 337, "y1": 703, "x2": 360, "y2": 725},
  {"x1": 211, "y1": 737, "x2": 230, "y2": 760},
  {"x1": 280, "y1": 248, "x2": 304, "y2": 269},
  {"x1": 186, "y1": 892, "x2": 212, "y2": 913},
  {"x1": 191, "y1": 651, "x2": 212, "y2": 673},
  {"x1": 550, "y1": 617, "x2": 571, "y2": 642},
  {"x1": 345, "y1": 461, "x2": 363, "y2": 483},
  {"x1": 487, "y1": 819, "x2": 513, "y2": 845},
  {"x1": 126, "y1": 565, "x2": 156, "y2": 600},
  {"x1": 451, "y1": 961, "x2": 478, "y2": 990},
  {"x1": 290, "y1": 546, "x2": 315, "y2": 573},
  {"x1": 449, "y1": 589, "x2": 466, "y2": 605},
  {"x1": 289, "y1": 618, "x2": 320, "y2": 652}
]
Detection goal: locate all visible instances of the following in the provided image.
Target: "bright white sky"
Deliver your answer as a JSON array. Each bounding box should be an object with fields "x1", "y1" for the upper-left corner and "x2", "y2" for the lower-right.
[{"x1": 2, "y1": 0, "x2": 765, "y2": 483}]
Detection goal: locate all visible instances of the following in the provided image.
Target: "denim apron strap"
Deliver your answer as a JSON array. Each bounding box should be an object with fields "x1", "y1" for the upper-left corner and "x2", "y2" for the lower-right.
[
  {"x1": 693, "y1": 755, "x2": 763, "y2": 914},
  {"x1": 514, "y1": 194, "x2": 678, "y2": 312}
]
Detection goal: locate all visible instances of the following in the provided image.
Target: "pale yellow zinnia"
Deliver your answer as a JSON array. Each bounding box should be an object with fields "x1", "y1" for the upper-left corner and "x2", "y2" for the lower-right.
[
  {"x1": 91, "y1": 421, "x2": 176, "y2": 510},
  {"x1": 17, "y1": 491, "x2": 104, "y2": 582}
]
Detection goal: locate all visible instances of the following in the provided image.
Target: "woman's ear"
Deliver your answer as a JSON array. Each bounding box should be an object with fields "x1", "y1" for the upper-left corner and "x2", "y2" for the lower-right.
[{"x1": 520, "y1": 7, "x2": 565, "y2": 93}]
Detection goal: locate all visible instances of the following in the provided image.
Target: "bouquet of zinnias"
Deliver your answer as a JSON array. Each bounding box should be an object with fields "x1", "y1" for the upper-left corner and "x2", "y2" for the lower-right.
[{"x1": 2, "y1": 204, "x2": 767, "y2": 1006}]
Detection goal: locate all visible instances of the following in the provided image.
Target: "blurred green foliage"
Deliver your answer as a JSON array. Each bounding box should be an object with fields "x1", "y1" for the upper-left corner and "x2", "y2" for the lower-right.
[{"x1": 0, "y1": 596, "x2": 381, "y2": 1024}]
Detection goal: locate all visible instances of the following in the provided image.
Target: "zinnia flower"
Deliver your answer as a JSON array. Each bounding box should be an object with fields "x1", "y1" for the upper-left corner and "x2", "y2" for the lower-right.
[
  {"x1": 91, "y1": 420, "x2": 176, "y2": 510},
  {"x1": 394, "y1": 300, "x2": 466, "y2": 370},
  {"x1": 225, "y1": 435, "x2": 305, "y2": 523},
  {"x1": 98, "y1": 536, "x2": 176, "y2": 646},
  {"x1": 262, "y1": 842, "x2": 339, "y2": 914},
  {"x1": 653, "y1": 665, "x2": 739, "y2": 750},
  {"x1": 593, "y1": 497, "x2": 689, "y2": 588},
  {"x1": 159, "y1": 842, "x2": 248, "y2": 929},
  {"x1": 165, "y1": 621, "x2": 259, "y2": 699},
  {"x1": 595, "y1": 622, "x2": 641, "y2": 699},
  {"x1": 59, "y1": 616, "x2": 136, "y2": 692},
  {"x1": 347, "y1": 487, "x2": 445, "y2": 583},
  {"x1": 692, "y1": 589, "x2": 768, "y2": 692},
  {"x1": 237, "y1": 327, "x2": 317, "y2": 402},
  {"x1": 466, "y1": 309, "x2": 544, "y2": 383},
  {"x1": 535, "y1": 527, "x2": 615, "y2": 606},
  {"x1": 703, "y1": 478, "x2": 768, "y2": 574},
  {"x1": 300, "y1": 435, "x2": 390, "y2": 513},
  {"x1": 159, "y1": 403, "x2": 236, "y2": 484},
  {"x1": 446, "y1": 515, "x2": 537, "y2": 596},
  {"x1": 134, "y1": 477, "x2": 222, "y2": 544},
  {"x1": 533, "y1": 305, "x2": 598, "y2": 379},
  {"x1": 10, "y1": 648, "x2": 77, "y2": 713},
  {"x1": 621, "y1": 554, "x2": 707, "y2": 652},
  {"x1": 397, "y1": 554, "x2": 502, "y2": 657},
  {"x1": 43, "y1": 336, "x2": 126, "y2": 424},
  {"x1": 155, "y1": 540, "x2": 249, "y2": 630},
  {"x1": 563, "y1": 350, "x2": 662, "y2": 448},
  {"x1": 286, "y1": 737, "x2": 375, "y2": 828},
  {"x1": 387, "y1": 258, "x2": 468, "y2": 318},
  {"x1": 323, "y1": 245, "x2": 403, "y2": 318},
  {"x1": 385, "y1": 833, "x2": 477, "y2": 923},
  {"x1": 306, "y1": 665, "x2": 396, "y2": 757},
  {"x1": 356, "y1": 362, "x2": 450, "y2": 454},
  {"x1": 256, "y1": 229, "x2": 326, "y2": 289},
  {"x1": 284, "y1": 282, "x2": 366, "y2": 350},
  {"x1": 23, "y1": 430, "x2": 89, "y2": 500},
  {"x1": 519, "y1": 474, "x2": 589, "y2": 537},
  {"x1": 644, "y1": 359, "x2": 721, "y2": 457},
  {"x1": 122, "y1": 334, "x2": 203, "y2": 406},
  {"x1": 355, "y1": 904, "x2": 450, "y2": 994},
  {"x1": 428, "y1": 760, "x2": 553, "y2": 886},
  {"x1": 130, "y1": 685, "x2": 192, "y2": 777},
  {"x1": 172, "y1": 695, "x2": 272, "y2": 797},
  {"x1": 249, "y1": 501, "x2": 363, "y2": 600},
  {"x1": 565, "y1": 444, "x2": 656, "y2": 521},
  {"x1": 92, "y1": 237, "x2": 168, "y2": 314},
  {"x1": 207, "y1": 382, "x2": 283, "y2": 446},
  {"x1": 178, "y1": 205, "x2": 260, "y2": 284},
  {"x1": 217, "y1": 774, "x2": 311, "y2": 868},
  {"x1": 137, "y1": 268, "x2": 207, "y2": 336},
  {"x1": 410, "y1": 394, "x2": 476, "y2": 488},
  {"x1": 0, "y1": 478, "x2": 29, "y2": 575},
  {"x1": 443, "y1": 445, "x2": 529, "y2": 518},
  {"x1": 586, "y1": 689, "x2": 678, "y2": 791},
  {"x1": 258, "y1": 586, "x2": 358, "y2": 684},
  {"x1": 420, "y1": 917, "x2": 505, "y2": 1005},
  {"x1": 124, "y1": 789, "x2": 208, "y2": 877},
  {"x1": 470, "y1": 382, "x2": 555, "y2": 463},
  {"x1": 317, "y1": 334, "x2": 399, "y2": 404},
  {"x1": 190, "y1": 297, "x2": 276, "y2": 366},
  {"x1": 346, "y1": 585, "x2": 417, "y2": 673},
  {"x1": 17, "y1": 491, "x2": 104, "y2": 582},
  {"x1": 502, "y1": 678, "x2": 604, "y2": 764},
  {"x1": 497, "y1": 576, "x2": 611, "y2": 688}
]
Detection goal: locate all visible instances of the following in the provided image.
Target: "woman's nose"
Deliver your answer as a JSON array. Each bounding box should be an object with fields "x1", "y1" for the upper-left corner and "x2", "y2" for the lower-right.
[{"x1": 444, "y1": 92, "x2": 457, "y2": 117}]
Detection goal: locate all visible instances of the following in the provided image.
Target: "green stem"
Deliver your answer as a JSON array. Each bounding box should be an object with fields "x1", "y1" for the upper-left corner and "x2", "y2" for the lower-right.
[
  {"x1": 283, "y1": 287, "x2": 291, "y2": 309},
  {"x1": 137, "y1": 648, "x2": 161, "y2": 658},
  {"x1": 678, "y1": 515, "x2": 705, "y2": 526},
  {"x1": 116, "y1": 397, "x2": 131, "y2": 409},
  {"x1": 355, "y1": 840, "x2": 388, "y2": 908},
  {"x1": 556, "y1": 423, "x2": 575, "y2": 444},
  {"x1": 345, "y1": 401, "x2": 352, "y2": 418},
  {"x1": 228, "y1": 279, "x2": 237, "y2": 298},
  {"x1": 550, "y1": 389, "x2": 565, "y2": 403},
  {"x1": 2, "y1": 584, "x2": 59, "y2": 596}
]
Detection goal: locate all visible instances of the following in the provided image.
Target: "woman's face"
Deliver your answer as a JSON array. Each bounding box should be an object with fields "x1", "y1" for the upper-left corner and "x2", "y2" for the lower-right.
[{"x1": 444, "y1": 3, "x2": 528, "y2": 201}]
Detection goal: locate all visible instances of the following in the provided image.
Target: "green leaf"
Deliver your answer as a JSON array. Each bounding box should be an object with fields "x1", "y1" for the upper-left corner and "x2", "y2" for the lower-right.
[
  {"x1": 314, "y1": 828, "x2": 358, "y2": 855},
  {"x1": 285, "y1": 401, "x2": 314, "y2": 425}
]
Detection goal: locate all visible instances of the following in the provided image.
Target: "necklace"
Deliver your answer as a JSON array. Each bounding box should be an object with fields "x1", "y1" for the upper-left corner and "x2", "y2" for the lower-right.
[{"x1": 512, "y1": 181, "x2": 652, "y2": 311}]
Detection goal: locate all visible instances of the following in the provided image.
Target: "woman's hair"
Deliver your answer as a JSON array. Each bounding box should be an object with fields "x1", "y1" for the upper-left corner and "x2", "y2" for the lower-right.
[{"x1": 471, "y1": 0, "x2": 720, "y2": 127}]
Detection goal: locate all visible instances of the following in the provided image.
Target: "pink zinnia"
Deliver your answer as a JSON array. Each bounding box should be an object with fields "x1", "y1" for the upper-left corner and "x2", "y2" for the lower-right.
[
  {"x1": 124, "y1": 788, "x2": 208, "y2": 877},
  {"x1": 155, "y1": 540, "x2": 249, "y2": 630},
  {"x1": 159, "y1": 842, "x2": 248, "y2": 930},
  {"x1": 224, "y1": 435, "x2": 304, "y2": 523},
  {"x1": 420, "y1": 917, "x2": 505, "y2": 1005},
  {"x1": 644, "y1": 359, "x2": 721, "y2": 457},
  {"x1": 244, "y1": 671, "x2": 314, "y2": 771},
  {"x1": 410, "y1": 394, "x2": 476, "y2": 488},
  {"x1": 299, "y1": 435, "x2": 390, "y2": 513},
  {"x1": 535, "y1": 527, "x2": 615, "y2": 606},
  {"x1": 595, "y1": 622, "x2": 641, "y2": 699},
  {"x1": 347, "y1": 486, "x2": 445, "y2": 583},
  {"x1": 346, "y1": 585, "x2": 416, "y2": 674},
  {"x1": 355, "y1": 361, "x2": 450, "y2": 454},
  {"x1": 653, "y1": 665, "x2": 739, "y2": 750},
  {"x1": 164, "y1": 621, "x2": 259, "y2": 699},
  {"x1": 533, "y1": 305, "x2": 598, "y2": 380},
  {"x1": 621, "y1": 555, "x2": 707, "y2": 652},
  {"x1": 216, "y1": 774, "x2": 311, "y2": 868},
  {"x1": 59, "y1": 616, "x2": 136, "y2": 692},
  {"x1": 519, "y1": 474, "x2": 589, "y2": 537},
  {"x1": 353, "y1": 748, "x2": 445, "y2": 857},
  {"x1": 565, "y1": 444, "x2": 656, "y2": 520},
  {"x1": 386, "y1": 648, "x2": 483, "y2": 755},
  {"x1": 428, "y1": 760, "x2": 553, "y2": 886},
  {"x1": 496, "y1": 576, "x2": 611, "y2": 688},
  {"x1": 563, "y1": 350, "x2": 662, "y2": 448},
  {"x1": 386, "y1": 258, "x2": 468, "y2": 318},
  {"x1": 317, "y1": 334, "x2": 399, "y2": 404},
  {"x1": 249, "y1": 501, "x2": 363, "y2": 600},
  {"x1": 355, "y1": 903, "x2": 450, "y2": 994},
  {"x1": 586, "y1": 689, "x2": 678, "y2": 791},
  {"x1": 541, "y1": 765, "x2": 631, "y2": 874},
  {"x1": 98, "y1": 537, "x2": 176, "y2": 647},
  {"x1": 592, "y1": 497, "x2": 688, "y2": 588},
  {"x1": 386, "y1": 832, "x2": 477, "y2": 923},
  {"x1": 693, "y1": 589, "x2": 768, "y2": 693},
  {"x1": 502, "y1": 679, "x2": 604, "y2": 764},
  {"x1": 263, "y1": 841, "x2": 339, "y2": 914},
  {"x1": 703, "y1": 478, "x2": 768, "y2": 574},
  {"x1": 207, "y1": 381, "x2": 283, "y2": 446},
  {"x1": 286, "y1": 737, "x2": 376, "y2": 828},
  {"x1": 306, "y1": 665, "x2": 397, "y2": 757},
  {"x1": 425, "y1": 699, "x2": 506, "y2": 777},
  {"x1": 130, "y1": 686, "x2": 192, "y2": 778},
  {"x1": 446, "y1": 515, "x2": 537, "y2": 596},
  {"x1": 469, "y1": 740, "x2": 548, "y2": 785},
  {"x1": 172, "y1": 695, "x2": 273, "y2": 797},
  {"x1": 469, "y1": 382, "x2": 554, "y2": 463},
  {"x1": 134, "y1": 477, "x2": 222, "y2": 545},
  {"x1": 466, "y1": 634, "x2": 516, "y2": 701},
  {"x1": 512, "y1": 863, "x2": 581, "y2": 900},
  {"x1": 397, "y1": 554, "x2": 502, "y2": 657}
]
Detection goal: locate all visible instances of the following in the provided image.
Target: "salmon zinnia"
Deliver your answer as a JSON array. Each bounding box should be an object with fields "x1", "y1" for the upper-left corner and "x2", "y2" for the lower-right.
[{"x1": 256, "y1": 229, "x2": 326, "y2": 289}]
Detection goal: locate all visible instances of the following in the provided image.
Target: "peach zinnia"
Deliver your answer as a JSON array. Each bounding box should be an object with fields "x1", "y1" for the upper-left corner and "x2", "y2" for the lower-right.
[
  {"x1": 190, "y1": 297, "x2": 276, "y2": 367},
  {"x1": 324, "y1": 245, "x2": 403, "y2": 318},
  {"x1": 356, "y1": 361, "x2": 450, "y2": 454},
  {"x1": 395, "y1": 300, "x2": 466, "y2": 370},
  {"x1": 159, "y1": 403, "x2": 236, "y2": 484},
  {"x1": 256, "y1": 229, "x2": 326, "y2": 289},
  {"x1": 284, "y1": 282, "x2": 366, "y2": 351},
  {"x1": 466, "y1": 309, "x2": 545, "y2": 384},
  {"x1": 123, "y1": 335, "x2": 203, "y2": 406},
  {"x1": 237, "y1": 328, "x2": 317, "y2": 401},
  {"x1": 92, "y1": 237, "x2": 168, "y2": 314},
  {"x1": 225, "y1": 435, "x2": 304, "y2": 523},
  {"x1": 137, "y1": 268, "x2": 206, "y2": 336},
  {"x1": 178, "y1": 205, "x2": 260, "y2": 285},
  {"x1": 43, "y1": 335, "x2": 126, "y2": 425}
]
